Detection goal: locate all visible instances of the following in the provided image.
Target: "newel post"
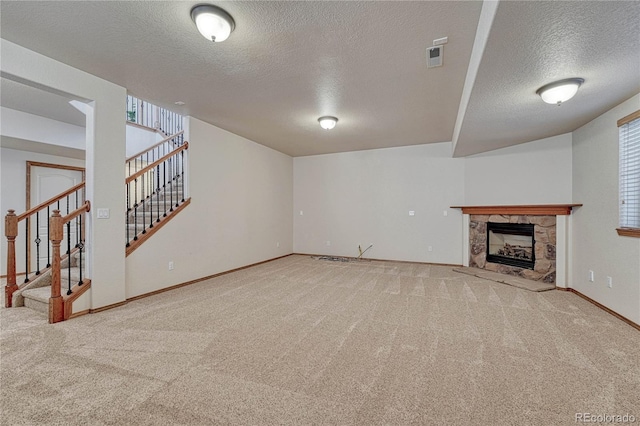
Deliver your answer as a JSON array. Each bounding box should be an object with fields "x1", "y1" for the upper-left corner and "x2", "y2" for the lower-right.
[
  {"x1": 49, "y1": 210, "x2": 64, "y2": 323},
  {"x1": 5, "y1": 210, "x2": 18, "y2": 308}
]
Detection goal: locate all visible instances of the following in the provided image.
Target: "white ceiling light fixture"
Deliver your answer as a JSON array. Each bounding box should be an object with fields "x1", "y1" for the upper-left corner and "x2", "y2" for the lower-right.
[
  {"x1": 318, "y1": 116, "x2": 338, "y2": 130},
  {"x1": 191, "y1": 4, "x2": 235, "y2": 42},
  {"x1": 536, "y1": 78, "x2": 585, "y2": 106}
]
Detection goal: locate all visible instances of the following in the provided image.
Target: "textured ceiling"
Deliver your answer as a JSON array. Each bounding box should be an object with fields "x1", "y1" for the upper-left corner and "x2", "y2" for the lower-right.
[
  {"x1": 0, "y1": 1, "x2": 638, "y2": 158},
  {"x1": 454, "y1": 0, "x2": 640, "y2": 157}
]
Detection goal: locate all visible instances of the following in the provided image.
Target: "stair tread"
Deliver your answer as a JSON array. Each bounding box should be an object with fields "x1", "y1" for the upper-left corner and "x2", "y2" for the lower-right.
[
  {"x1": 22, "y1": 270, "x2": 88, "y2": 302},
  {"x1": 21, "y1": 286, "x2": 51, "y2": 302}
]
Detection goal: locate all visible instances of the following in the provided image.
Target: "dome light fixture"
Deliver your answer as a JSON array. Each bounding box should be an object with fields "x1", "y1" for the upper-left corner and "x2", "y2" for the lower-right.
[
  {"x1": 536, "y1": 78, "x2": 584, "y2": 106},
  {"x1": 318, "y1": 116, "x2": 338, "y2": 130},
  {"x1": 191, "y1": 4, "x2": 235, "y2": 42}
]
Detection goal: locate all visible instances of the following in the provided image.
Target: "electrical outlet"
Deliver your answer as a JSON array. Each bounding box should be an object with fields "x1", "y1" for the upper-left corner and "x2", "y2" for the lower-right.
[
  {"x1": 276, "y1": 241, "x2": 280, "y2": 248},
  {"x1": 428, "y1": 246, "x2": 433, "y2": 252},
  {"x1": 168, "y1": 261, "x2": 174, "y2": 271},
  {"x1": 409, "y1": 211, "x2": 415, "y2": 216},
  {"x1": 443, "y1": 210, "x2": 448, "y2": 217},
  {"x1": 588, "y1": 270, "x2": 594, "y2": 282},
  {"x1": 97, "y1": 208, "x2": 110, "y2": 219},
  {"x1": 299, "y1": 210, "x2": 304, "y2": 216},
  {"x1": 607, "y1": 276, "x2": 613, "y2": 288}
]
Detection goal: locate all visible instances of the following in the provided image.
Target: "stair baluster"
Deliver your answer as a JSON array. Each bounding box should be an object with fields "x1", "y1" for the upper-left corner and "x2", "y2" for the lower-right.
[
  {"x1": 78, "y1": 213, "x2": 84, "y2": 287},
  {"x1": 75, "y1": 194, "x2": 79, "y2": 248},
  {"x1": 46, "y1": 206, "x2": 51, "y2": 268},
  {"x1": 66, "y1": 220, "x2": 72, "y2": 295},
  {"x1": 181, "y1": 149, "x2": 185, "y2": 202},
  {"x1": 156, "y1": 164, "x2": 161, "y2": 223},
  {"x1": 35, "y1": 211, "x2": 41, "y2": 275},
  {"x1": 126, "y1": 183, "x2": 131, "y2": 247},
  {"x1": 149, "y1": 154, "x2": 154, "y2": 229},
  {"x1": 142, "y1": 174, "x2": 147, "y2": 234},
  {"x1": 133, "y1": 178, "x2": 139, "y2": 241},
  {"x1": 163, "y1": 160, "x2": 167, "y2": 217},
  {"x1": 24, "y1": 218, "x2": 29, "y2": 283},
  {"x1": 169, "y1": 156, "x2": 174, "y2": 212}
]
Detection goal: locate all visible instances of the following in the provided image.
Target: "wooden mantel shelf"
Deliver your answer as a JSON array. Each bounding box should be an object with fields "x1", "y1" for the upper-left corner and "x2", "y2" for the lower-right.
[{"x1": 450, "y1": 204, "x2": 582, "y2": 216}]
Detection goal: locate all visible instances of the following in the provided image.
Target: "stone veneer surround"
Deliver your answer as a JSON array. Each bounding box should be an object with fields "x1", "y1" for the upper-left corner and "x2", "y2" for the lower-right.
[{"x1": 469, "y1": 214, "x2": 557, "y2": 284}]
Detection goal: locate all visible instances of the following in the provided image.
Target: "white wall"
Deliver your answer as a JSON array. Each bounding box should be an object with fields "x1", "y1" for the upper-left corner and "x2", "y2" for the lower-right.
[
  {"x1": 125, "y1": 124, "x2": 163, "y2": 158},
  {"x1": 125, "y1": 117, "x2": 293, "y2": 298},
  {"x1": 294, "y1": 135, "x2": 574, "y2": 266},
  {"x1": 464, "y1": 133, "x2": 573, "y2": 205},
  {"x1": 294, "y1": 143, "x2": 465, "y2": 264},
  {"x1": 0, "y1": 147, "x2": 85, "y2": 274},
  {"x1": 2, "y1": 39, "x2": 127, "y2": 309},
  {"x1": 572, "y1": 94, "x2": 640, "y2": 325},
  {"x1": 1, "y1": 107, "x2": 85, "y2": 150}
]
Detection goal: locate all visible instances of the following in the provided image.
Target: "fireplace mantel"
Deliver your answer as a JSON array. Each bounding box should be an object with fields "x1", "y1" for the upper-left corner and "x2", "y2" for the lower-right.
[{"x1": 450, "y1": 204, "x2": 582, "y2": 216}]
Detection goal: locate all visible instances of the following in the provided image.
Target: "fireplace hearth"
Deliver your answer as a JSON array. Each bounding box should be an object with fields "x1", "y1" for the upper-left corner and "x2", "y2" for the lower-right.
[{"x1": 486, "y1": 222, "x2": 535, "y2": 269}]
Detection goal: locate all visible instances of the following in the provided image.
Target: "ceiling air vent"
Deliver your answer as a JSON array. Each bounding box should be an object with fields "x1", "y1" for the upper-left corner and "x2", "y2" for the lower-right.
[{"x1": 427, "y1": 45, "x2": 443, "y2": 68}]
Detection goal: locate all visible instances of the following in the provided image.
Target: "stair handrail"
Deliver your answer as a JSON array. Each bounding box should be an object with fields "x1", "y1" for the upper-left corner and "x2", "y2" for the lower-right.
[
  {"x1": 49, "y1": 201, "x2": 90, "y2": 323},
  {"x1": 4, "y1": 182, "x2": 86, "y2": 308},
  {"x1": 126, "y1": 142, "x2": 189, "y2": 184},
  {"x1": 126, "y1": 131, "x2": 184, "y2": 163},
  {"x1": 16, "y1": 182, "x2": 85, "y2": 222}
]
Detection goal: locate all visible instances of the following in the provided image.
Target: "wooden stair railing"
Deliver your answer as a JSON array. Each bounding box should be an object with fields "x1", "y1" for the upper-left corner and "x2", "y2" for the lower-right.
[
  {"x1": 49, "y1": 202, "x2": 91, "y2": 323},
  {"x1": 126, "y1": 131, "x2": 184, "y2": 178},
  {"x1": 5, "y1": 182, "x2": 86, "y2": 308},
  {"x1": 125, "y1": 140, "x2": 190, "y2": 256}
]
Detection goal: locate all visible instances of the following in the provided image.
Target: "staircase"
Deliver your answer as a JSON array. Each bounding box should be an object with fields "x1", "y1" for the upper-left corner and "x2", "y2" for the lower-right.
[
  {"x1": 126, "y1": 174, "x2": 188, "y2": 251},
  {"x1": 14, "y1": 250, "x2": 85, "y2": 313},
  {"x1": 128, "y1": 175, "x2": 184, "y2": 223},
  {"x1": 125, "y1": 132, "x2": 190, "y2": 256},
  {"x1": 4, "y1": 99, "x2": 189, "y2": 323},
  {"x1": 4, "y1": 193, "x2": 91, "y2": 323}
]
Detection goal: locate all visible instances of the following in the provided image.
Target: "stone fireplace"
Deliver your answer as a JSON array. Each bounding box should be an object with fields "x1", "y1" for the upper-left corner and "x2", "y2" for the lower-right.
[
  {"x1": 451, "y1": 204, "x2": 582, "y2": 288},
  {"x1": 470, "y1": 215, "x2": 555, "y2": 283}
]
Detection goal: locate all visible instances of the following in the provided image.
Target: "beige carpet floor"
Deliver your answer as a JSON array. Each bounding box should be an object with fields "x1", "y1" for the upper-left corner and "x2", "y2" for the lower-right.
[{"x1": 1, "y1": 255, "x2": 638, "y2": 425}]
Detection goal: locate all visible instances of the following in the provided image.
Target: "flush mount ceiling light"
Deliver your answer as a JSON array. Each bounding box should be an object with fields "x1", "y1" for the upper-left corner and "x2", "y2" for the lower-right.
[
  {"x1": 318, "y1": 116, "x2": 338, "y2": 130},
  {"x1": 191, "y1": 4, "x2": 235, "y2": 42},
  {"x1": 536, "y1": 78, "x2": 584, "y2": 106}
]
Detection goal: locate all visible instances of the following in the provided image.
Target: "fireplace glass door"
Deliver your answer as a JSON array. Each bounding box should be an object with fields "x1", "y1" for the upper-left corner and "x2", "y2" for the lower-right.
[{"x1": 486, "y1": 222, "x2": 535, "y2": 269}]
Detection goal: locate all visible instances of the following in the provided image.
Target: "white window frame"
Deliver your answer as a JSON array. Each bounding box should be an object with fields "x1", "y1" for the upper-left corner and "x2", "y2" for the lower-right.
[{"x1": 617, "y1": 109, "x2": 640, "y2": 238}]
